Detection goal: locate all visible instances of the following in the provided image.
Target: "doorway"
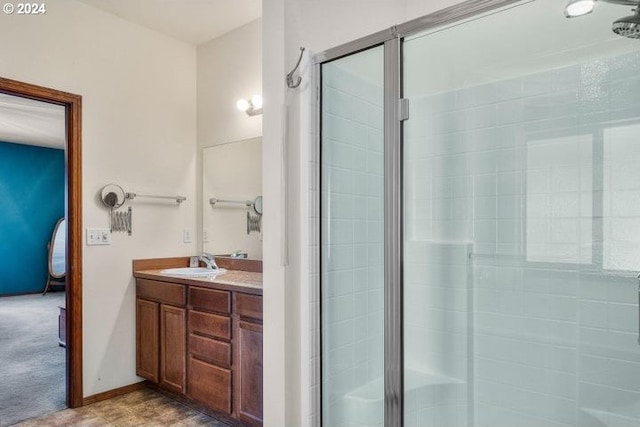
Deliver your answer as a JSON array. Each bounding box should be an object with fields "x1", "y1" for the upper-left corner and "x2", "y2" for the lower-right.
[{"x1": 0, "y1": 77, "x2": 83, "y2": 411}]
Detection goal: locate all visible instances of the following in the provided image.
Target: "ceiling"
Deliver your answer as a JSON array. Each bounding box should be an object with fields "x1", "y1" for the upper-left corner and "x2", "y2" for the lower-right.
[
  {"x1": 75, "y1": 0, "x2": 262, "y2": 45},
  {"x1": 0, "y1": 94, "x2": 65, "y2": 149}
]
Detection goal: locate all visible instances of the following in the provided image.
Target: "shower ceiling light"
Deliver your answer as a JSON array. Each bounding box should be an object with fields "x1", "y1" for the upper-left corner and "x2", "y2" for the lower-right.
[
  {"x1": 236, "y1": 95, "x2": 263, "y2": 116},
  {"x1": 564, "y1": 0, "x2": 595, "y2": 17}
]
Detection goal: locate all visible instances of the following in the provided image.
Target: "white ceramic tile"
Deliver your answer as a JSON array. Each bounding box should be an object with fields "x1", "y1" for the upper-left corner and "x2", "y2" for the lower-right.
[
  {"x1": 607, "y1": 303, "x2": 636, "y2": 333},
  {"x1": 522, "y1": 72, "x2": 552, "y2": 97},
  {"x1": 496, "y1": 99, "x2": 524, "y2": 126},
  {"x1": 474, "y1": 173, "x2": 497, "y2": 196},
  {"x1": 322, "y1": 115, "x2": 354, "y2": 146},
  {"x1": 325, "y1": 295, "x2": 355, "y2": 324},
  {"x1": 323, "y1": 270, "x2": 353, "y2": 298},
  {"x1": 474, "y1": 196, "x2": 497, "y2": 220},
  {"x1": 472, "y1": 151, "x2": 498, "y2": 174},
  {"x1": 471, "y1": 104, "x2": 497, "y2": 129},
  {"x1": 579, "y1": 300, "x2": 608, "y2": 329}
]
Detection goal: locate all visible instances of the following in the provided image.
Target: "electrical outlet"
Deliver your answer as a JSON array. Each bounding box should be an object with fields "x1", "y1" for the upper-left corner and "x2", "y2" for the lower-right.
[
  {"x1": 183, "y1": 228, "x2": 192, "y2": 243},
  {"x1": 86, "y1": 228, "x2": 111, "y2": 246},
  {"x1": 203, "y1": 229, "x2": 209, "y2": 243}
]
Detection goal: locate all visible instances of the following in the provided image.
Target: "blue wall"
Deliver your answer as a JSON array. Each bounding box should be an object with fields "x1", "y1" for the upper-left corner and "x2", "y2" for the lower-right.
[{"x1": 0, "y1": 141, "x2": 64, "y2": 295}]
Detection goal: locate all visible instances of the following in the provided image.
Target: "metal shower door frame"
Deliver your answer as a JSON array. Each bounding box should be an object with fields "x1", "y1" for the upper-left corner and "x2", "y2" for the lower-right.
[{"x1": 315, "y1": 1, "x2": 523, "y2": 426}]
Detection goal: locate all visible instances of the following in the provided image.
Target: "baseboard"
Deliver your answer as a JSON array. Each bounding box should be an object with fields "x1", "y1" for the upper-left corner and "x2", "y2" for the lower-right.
[{"x1": 83, "y1": 381, "x2": 148, "y2": 406}]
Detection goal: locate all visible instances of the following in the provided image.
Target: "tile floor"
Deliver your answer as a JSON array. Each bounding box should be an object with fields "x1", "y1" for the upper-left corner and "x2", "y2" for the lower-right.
[{"x1": 14, "y1": 388, "x2": 239, "y2": 427}]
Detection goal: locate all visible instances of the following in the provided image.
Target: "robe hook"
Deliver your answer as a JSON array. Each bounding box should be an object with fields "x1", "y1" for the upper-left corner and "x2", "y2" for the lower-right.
[{"x1": 286, "y1": 47, "x2": 305, "y2": 88}]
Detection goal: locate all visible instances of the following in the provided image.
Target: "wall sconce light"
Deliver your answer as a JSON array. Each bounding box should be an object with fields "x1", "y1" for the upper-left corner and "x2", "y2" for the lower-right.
[{"x1": 236, "y1": 95, "x2": 263, "y2": 116}]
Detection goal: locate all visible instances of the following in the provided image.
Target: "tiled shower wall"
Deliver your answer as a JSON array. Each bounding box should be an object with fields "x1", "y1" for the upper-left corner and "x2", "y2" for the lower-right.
[
  {"x1": 404, "y1": 240, "x2": 472, "y2": 427},
  {"x1": 320, "y1": 57, "x2": 385, "y2": 427},
  {"x1": 405, "y1": 50, "x2": 640, "y2": 427}
]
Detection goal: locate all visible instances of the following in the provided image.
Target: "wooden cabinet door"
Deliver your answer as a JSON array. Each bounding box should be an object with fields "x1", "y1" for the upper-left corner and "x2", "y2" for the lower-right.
[
  {"x1": 235, "y1": 320, "x2": 263, "y2": 426},
  {"x1": 136, "y1": 298, "x2": 159, "y2": 382},
  {"x1": 160, "y1": 304, "x2": 186, "y2": 393}
]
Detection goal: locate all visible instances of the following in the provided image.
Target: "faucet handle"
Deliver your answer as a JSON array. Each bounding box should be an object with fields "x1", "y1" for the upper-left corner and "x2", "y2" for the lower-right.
[
  {"x1": 201, "y1": 253, "x2": 219, "y2": 269},
  {"x1": 231, "y1": 250, "x2": 248, "y2": 259}
]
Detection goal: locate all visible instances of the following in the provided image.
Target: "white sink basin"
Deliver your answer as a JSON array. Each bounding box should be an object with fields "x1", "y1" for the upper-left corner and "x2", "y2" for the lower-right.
[{"x1": 160, "y1": 267, "x2": 226, "y2": 277}]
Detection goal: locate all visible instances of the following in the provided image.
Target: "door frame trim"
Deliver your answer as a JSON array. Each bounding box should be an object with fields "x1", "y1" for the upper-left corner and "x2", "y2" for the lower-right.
[{"x1": 0, "y1": 76, "x2": 83, "y2": 408}]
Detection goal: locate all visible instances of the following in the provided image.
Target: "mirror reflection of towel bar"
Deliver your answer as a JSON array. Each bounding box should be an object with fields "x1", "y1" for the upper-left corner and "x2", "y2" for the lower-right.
[{"x1": 209, "y1": 198, "x2": 253, "y2": 208}]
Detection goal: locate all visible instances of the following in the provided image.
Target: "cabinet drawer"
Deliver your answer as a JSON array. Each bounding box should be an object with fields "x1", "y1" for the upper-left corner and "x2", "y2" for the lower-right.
[
  {"x1": 235, "y1": 293, "x2": 263, "y2": 321},
  {"x1": 189, "y1": 334, "x2": 231, "y2": 368},
  {"x1": 188, "y1": 357, "x2": 231, "y2": 414},
  {"x1": 137, "y1": 279, "x2": 185, "y2": 306},
  {"x1": 188, "y1": 310, "x2": 231, "y2": 340},
  {"x1": 189, "y1": 286, "x2": 230, "y2": 314}
]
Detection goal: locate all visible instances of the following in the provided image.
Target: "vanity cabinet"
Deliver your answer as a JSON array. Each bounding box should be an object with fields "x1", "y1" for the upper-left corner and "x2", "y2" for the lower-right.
[
  {"x1": 135, "y1": 279, "x2": 186, "y2": 393},
  {"x1": 135, "y1": 273, "x2": 262, "y2": 426}
]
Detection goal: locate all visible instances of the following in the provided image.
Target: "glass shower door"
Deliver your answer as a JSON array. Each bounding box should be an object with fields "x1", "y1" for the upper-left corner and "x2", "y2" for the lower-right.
[
  {"x1": 321, "y1": 45, "x2": 385, "y2": 427},
  {"x1": 402, "y1": 1, "x2": 640, "y2": 426}
]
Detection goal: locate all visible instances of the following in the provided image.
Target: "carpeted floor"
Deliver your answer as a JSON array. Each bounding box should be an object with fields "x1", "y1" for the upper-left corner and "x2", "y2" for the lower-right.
[{"x1": 0, "y1": 292, "x2": 66, "y2": 427}]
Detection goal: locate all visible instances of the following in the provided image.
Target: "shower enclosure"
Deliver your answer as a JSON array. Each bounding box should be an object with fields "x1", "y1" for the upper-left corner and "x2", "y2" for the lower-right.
[{"x1": 319, "y1": 0, "x2": 640, "y2": 426}]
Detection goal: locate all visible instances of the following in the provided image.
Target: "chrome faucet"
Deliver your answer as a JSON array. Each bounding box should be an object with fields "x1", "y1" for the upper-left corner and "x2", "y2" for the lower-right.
[{"x1": 198, "y1": 253, "x2": 219, "y2": 270}]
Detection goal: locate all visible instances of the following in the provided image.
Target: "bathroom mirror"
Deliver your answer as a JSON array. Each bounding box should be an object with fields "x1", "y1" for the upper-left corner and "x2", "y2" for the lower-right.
[
  {"x1": 44, "y1": 217, "x2": 66, "y2": 294},
  {"x1": 202, "y1": 137, "x2": 263, "y2": 260},
  {"x1": 50, "y1": 218, "x2": 66, "y2": 277},
  {"x1": 101, "y1": 183, "x2": 125, "y2": 208}
]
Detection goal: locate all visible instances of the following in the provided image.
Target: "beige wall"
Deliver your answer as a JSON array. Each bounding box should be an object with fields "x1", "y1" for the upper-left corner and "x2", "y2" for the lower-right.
[
  {"x1": 0, "y1": 0, "x2": 197, "y2": 396},
  {"x1": 196, "y1": 19, "x2": 262, "y2": 256},
  {"x1": 262, "y1": 0, "x2": 469, "y2": 425}
]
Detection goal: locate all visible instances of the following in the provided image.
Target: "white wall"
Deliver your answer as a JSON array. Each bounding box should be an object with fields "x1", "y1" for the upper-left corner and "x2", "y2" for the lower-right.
[
  {"x1": 262, "y1": 1, "x2": 288, "y2": 425},
  {"x1": 0, "y1": 0, "x2": 197, "y2": 396},
  {"x1": 196, "y1": 19, "x2": 262, "y2": 255},
  {"x1": 262, "y1": 0, "x2": 470, "y2": 425}
]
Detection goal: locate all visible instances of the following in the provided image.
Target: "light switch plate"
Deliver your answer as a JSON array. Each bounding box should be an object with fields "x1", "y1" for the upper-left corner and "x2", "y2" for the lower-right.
[
  {"x1": 183, "y1": 228, "x2": 192, "y2": 243},
  {"x1": 86, "y1": 228, "x2": 111, "y2": 246}
]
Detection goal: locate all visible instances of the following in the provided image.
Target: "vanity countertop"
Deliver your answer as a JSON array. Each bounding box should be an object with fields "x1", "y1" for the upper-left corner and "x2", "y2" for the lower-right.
[
  {"x1": 134, "y1": 269, "x2": 262, "y2": 295},
  {"x1": 133, "y1": 257, "x2": 262, "y2": 296}
]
